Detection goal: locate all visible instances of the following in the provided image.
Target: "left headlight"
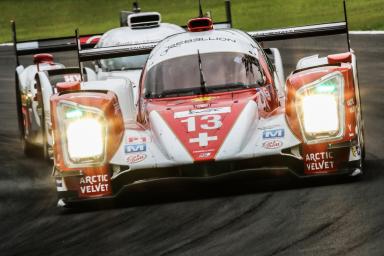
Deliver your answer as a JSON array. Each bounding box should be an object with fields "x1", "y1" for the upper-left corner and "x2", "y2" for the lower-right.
[
  {"x1": 296, "y1": 72, "x2": 345, "y2": 144},
  {"x1": 58, "y1": 101, "x2": 107, "y2": 167}
]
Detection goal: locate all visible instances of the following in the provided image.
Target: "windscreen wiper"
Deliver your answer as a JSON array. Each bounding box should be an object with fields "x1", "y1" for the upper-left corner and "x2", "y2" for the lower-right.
[{"x1": 197, "y1": 50, "x2": 207, "y2": 94}]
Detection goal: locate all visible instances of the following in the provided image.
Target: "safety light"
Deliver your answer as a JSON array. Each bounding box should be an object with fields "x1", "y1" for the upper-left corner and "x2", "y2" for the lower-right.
[{"x1": 296, "y1": 72, "x2": 344, "y2": 143}]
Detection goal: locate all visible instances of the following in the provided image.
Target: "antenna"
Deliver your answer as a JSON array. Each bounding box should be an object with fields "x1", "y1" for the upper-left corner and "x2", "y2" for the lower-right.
[
  {"x1": 225, "y1": 0, "x2": 232, "y2": 28},
  {"x1": 198, "y1": 0, "x2": 204, "y2": 17},
  {"x1": 11, "y1": 20, "x2": 20, "y2": 66},
  {"x1": 75, "y1": 29, "x2": 84, "y2": 81},
  {"x1": 197, "y1": 50, "x2": 207, "y2": 94},
  {"x1": 132, "y1": 1, "x2": 141, "y2": 13},
  {"x1": 343, "y1": 0, "x2": 351, "y2": 52}
]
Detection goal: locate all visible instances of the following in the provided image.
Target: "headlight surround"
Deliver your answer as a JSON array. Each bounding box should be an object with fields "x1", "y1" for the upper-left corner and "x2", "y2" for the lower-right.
[
  {"x1": 58, "y1": 101, "x2": 107, "y2": 167},
  {"x1": 295, "y1": 72, "x2": 345, "y2": 144}
]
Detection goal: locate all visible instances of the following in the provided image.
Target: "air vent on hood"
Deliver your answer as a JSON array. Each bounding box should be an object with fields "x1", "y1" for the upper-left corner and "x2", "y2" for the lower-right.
[{"x1": 127, "y1": 12, "x2": 161, "y2": 29}]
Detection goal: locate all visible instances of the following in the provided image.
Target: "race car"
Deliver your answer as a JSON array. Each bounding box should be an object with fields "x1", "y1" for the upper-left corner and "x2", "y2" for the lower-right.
[
  {"x1": 49, "y1": 8, "x2": 364, "y2": 206},
  {"x1": 11, "y1": 2, "x2": 201, "y2": 159}
]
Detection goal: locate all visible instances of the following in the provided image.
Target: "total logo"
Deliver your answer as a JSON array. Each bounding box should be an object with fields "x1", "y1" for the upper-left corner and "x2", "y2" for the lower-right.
[{"x1": 262, "y1": 140, "x2": 283, "y2": 149}]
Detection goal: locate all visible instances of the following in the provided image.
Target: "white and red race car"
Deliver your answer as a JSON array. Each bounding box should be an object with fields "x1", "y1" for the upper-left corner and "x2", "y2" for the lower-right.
[
  {"x1": 11, "y1": 4, "x2": 191, "y2": 159},
  {"x1": 49, "y1": 12, "x2": 364, "y2": 206}
]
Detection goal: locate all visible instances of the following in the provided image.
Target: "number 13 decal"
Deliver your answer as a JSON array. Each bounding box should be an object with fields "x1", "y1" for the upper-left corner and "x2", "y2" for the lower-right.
[{"x1": 181, "y1": 115, "x2": 222, "y2": 132}]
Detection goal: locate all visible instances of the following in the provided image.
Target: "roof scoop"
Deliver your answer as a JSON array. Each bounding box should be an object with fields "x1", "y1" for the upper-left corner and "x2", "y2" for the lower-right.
[
  {"x1": 127, "y1": 12, "x2": 161, "y2": 29},
  {"x1": 187, "y1": 17, "x2": 213, "y2": 32},
  {"x1": 33, "y1": 53, "x2": 53, "y2": 64}
]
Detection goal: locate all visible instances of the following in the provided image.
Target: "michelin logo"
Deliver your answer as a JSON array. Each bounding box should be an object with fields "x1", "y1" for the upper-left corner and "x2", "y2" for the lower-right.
[{"x1": 263, "y1": 128, "x2": 285, "y2": 139}]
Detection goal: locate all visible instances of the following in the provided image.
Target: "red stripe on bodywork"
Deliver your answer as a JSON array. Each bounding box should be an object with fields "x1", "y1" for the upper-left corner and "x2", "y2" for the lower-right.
[{"x1": 148, "y1": 91, "x2": 258, "y2": 162}]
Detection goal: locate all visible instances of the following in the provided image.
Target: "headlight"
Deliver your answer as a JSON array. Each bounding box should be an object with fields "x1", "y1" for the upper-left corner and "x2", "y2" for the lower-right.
[
  {"x1": 66, "y1": 119, "x2": 104, "y2": 159},
  {"x1": 58, "y1": 102, "x2": 107, "y2": 167},
  {"x1": 296, "y1": 72, "x2": 344, "y2": 144}
]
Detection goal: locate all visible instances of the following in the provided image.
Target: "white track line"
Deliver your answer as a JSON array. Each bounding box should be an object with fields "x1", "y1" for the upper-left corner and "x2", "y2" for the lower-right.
[{"x1": 350, "y1": 31, "x2": 384, "y2": 35}]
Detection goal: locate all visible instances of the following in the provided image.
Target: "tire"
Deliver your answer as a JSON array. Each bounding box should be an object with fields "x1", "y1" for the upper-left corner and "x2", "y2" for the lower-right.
[
  {"x1": 15, "y1": 72, "x2": 24, "y2": 139},
  {"x1": 35, "y1": 77, "x2": 50, "y2": 160},
  {"x1": 15, "y1": 72, "x2": 36, "y2": 157}
]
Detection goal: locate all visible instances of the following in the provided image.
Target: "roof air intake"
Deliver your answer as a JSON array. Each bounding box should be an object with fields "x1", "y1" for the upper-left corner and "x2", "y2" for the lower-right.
[
  {"x1": 127, "y1": 12, "x2": 161, "y2": 29},
  {"x1": 187, "y1": 17, "x2": 213, "y2": 32}
]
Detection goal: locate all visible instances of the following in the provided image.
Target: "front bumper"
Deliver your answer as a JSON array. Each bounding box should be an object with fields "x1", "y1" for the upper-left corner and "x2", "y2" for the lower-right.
[{"x1": 56, "y1": 152, "x2": 361, "y2": 207}]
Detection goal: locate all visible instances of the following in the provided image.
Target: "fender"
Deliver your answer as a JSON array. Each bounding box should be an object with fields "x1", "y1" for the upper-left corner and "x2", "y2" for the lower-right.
[
  {"x1": 285, "y1": 61, "x2": 360, "y2": 174},
  {"x1": 36, "y1": 71, "x2": 55, "y2": 146}
]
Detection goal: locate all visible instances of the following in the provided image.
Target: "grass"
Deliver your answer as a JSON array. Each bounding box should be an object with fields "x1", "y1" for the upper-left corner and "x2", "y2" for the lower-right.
[{"x1": 0, "y1": 0, "x2": 383, "y2": 43}]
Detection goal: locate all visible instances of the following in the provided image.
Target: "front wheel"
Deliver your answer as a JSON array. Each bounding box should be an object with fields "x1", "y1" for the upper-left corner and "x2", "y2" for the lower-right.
[{"x1": 35, "y1": 79, "x2": 50, "y2": 160}]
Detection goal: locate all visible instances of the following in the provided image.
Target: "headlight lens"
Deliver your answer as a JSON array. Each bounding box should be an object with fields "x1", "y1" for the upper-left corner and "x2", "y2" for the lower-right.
[
  {"x1": 58, "y1": 102, "x2": 107, "y2": 166},
  {"x1": 296, "y1": 72, "x2": 344, "y2": 143},
  {"x1": 302, "y1": 95, "x2": 338, "y2": 134},
  {"x1": 66, "y1": 118, "x2": 104, "y2": 159}
]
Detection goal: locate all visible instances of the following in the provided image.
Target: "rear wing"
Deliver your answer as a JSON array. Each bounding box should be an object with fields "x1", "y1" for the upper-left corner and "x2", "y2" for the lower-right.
[
  {"x1": 76, "y1": 0, "x2": 233, "y2": 61},
  {"x1": 11, "y1": 0, "x2": 233, "y2": 66},
  {"x1": 249, "y1": 0, "x2": 351, "y2": 51},
  {"x1": 77, "y1": 43, "x2": 157, "y2": 62},
  {"x1": 249, "y1": 21, "x2": 347, "y2": 41},
  {"x1": 76, "y1": 32, "x2": 157, "y2": 80},
  {"x1": 11, "y1": 21, "x2": 100, "y2": 66}
]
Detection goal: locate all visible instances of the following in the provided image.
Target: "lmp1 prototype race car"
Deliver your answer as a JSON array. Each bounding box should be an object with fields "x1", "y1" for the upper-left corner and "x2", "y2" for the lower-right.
[
  {"x1": 49, "y1": 6, "x2": 364, "y2": 206},
  {"x1": 11, "y1": 3, "x2": 192, "y2": 159}
]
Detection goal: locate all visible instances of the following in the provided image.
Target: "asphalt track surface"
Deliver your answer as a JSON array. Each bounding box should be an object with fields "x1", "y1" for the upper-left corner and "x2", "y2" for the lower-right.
[{"x1": 0, "y1": 34, "x2": 384, "y2": 256}]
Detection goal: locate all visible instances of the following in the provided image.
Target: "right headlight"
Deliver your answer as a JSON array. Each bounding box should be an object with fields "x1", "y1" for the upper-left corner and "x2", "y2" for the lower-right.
[
  {"x1": 296, "y1": 72, "x2": 345, "y2": 144},
  {"x1": 58, "y1": 101, "x2": 107, "y2": 167}
]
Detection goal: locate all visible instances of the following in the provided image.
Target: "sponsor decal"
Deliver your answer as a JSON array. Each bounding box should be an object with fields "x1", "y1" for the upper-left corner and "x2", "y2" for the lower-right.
[
  {"x1": 263, "y1": 128, "x2": 285, "y2": 139},
  {"x1": 55, "y1": 177, "x2": 67, "y2": 192},
  {"x1": 193, "y1": 148, "x2": 215, "y2": 153},
  {"x1": 198, "y1": 152, "x2": 212, "y2": 158},
  {"x1": 113, "y1": 102, "x2": 121, "y2": 114},
  {"x1": 63, "y1": 74, "x2": 81, "y2": 83},
  {"x1": 194, "y1": 103, "x2": 211, "y2": 109},
  {"x1": 305, "y1": 152, "x2": 335, "y2": 173},
  {"x1": 174, "y1": 107, "x2": 231, "y2": 118},
  {"x1": 126, "y1": 136, "x2": 151, "y2": 144},
  {"x1": 191, "y1": 96, "x2": 216, "y2": 102},
  {"x1": 351, "y1": 146, "x2": 361, "y2": 157},
  {"x1": 160, "y1": 37, "x2": 237, "y2": 56},
  {"x1": 125, "y1": 143, "x2": 146, "y2": 154},
  {"x1": 194, "y1": 149, "x2": 214, "y2": 159},
  {"x1": 79, "y1": 174, "x2": 110, "y2": 197},
  {"x1": 347, "y1": 98, "x2": 355, "y2": 107},
  {"x1": 262, "y1": 140, "x2": 283, "y2": 149},
  {"x1": 125, "y1": 136, "x2": 150, "y2": 154},
  {"x1": 126, "y1": 154, "x2": 147, "y2": 164}
]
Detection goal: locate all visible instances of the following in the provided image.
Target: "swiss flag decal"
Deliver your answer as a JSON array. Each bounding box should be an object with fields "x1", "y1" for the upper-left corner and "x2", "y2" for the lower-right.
[{"x1": 159, "y1": 103, "x2": 246, "y2": 162}]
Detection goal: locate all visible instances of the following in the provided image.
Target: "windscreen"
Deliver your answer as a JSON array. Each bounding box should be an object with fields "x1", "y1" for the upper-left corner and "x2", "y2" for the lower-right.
[
  {"x1": 144, "y1": 52, "x2": 265, "y2": 98},
  {"x1": 99, "y1": 54, "x2": 149, "y2": 71}
]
